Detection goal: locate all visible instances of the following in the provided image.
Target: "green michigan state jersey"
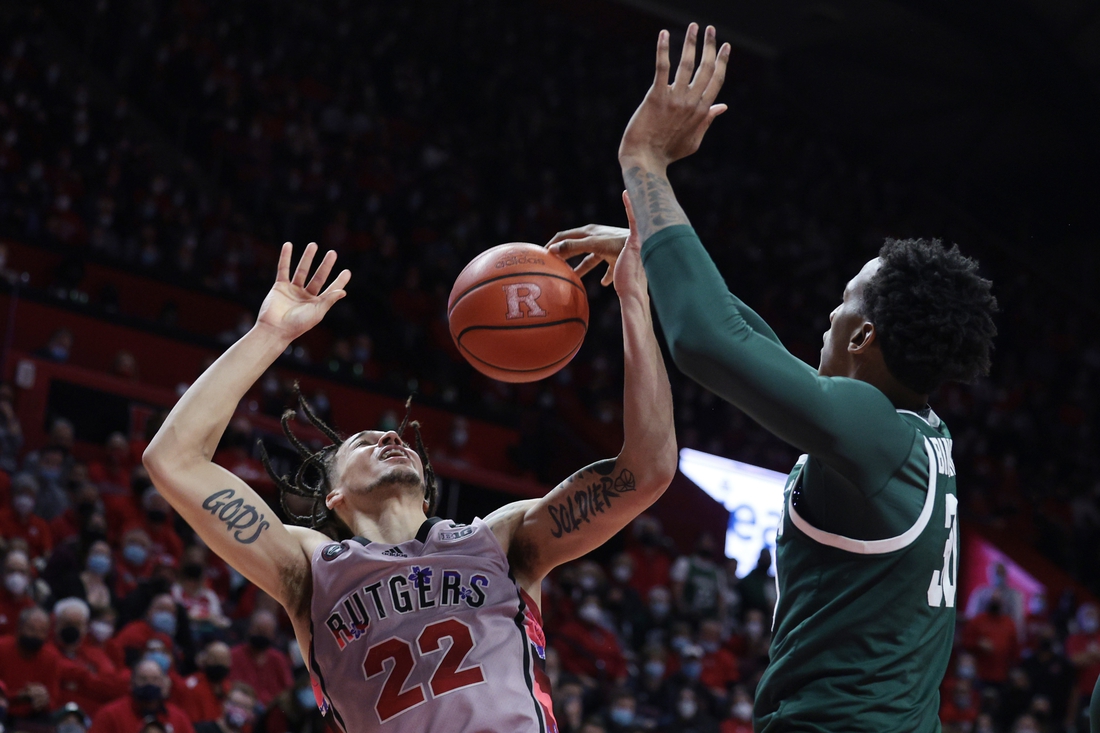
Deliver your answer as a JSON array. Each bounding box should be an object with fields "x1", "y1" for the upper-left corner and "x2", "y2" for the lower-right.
[
  {"x1": 639, "y1": 225, "x2": 963, "y2": 733},
  {"x1": 755, "y1": 410, "x2": 957, "y2": 732}
]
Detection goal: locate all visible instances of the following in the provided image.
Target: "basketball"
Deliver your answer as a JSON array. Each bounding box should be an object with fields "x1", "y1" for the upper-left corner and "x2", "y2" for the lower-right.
[{"x1": 447, "y1": 243, "x2": 589, "y2": 383}]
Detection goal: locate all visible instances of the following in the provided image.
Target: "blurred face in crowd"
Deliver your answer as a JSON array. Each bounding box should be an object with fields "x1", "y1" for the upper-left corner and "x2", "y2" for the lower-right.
[
  {"x1": 132, "y1": 659, "x2": 170, "y2": 710},
  {"x1": 647, "y1": 586, "x2": 671, "y2": 620},
  {"x1": 608, "y1": 693, "x2": 636, "y2": 727},
  {"x1": 609, "y1": 553, "x2": 633, "y2": 585},
  {"x1": 55, "y1": 604, "x2": 89, "y2": 649},
  {"x1": 49, "y1": 418, "x2": 74, "y2": 449},
  {"x1": 146, "y1": 594, "x2": 177, "y2": 637},
  {"x1": 3, "y1": 550, "x2": 31, "y2": 597},
  {"x1": 744, "y1": 609, "x2": 766, "y2": 640},
  {"x1": 85, "y1": 541, "x2": 113, "y2": 577},
  {"x1": 121, "y1": 528, "x2": 152, "y2": 568},
  {"x1": 699, "y1": 619, "x2": 723, "y2": 653},
  {"x1": 199, "y1": 641, "x2": 232, "y2": 683},
  {"x1": 248, "y1": 609, "x2": 278, "y2": 652},
  {"x1": 222, "y1": 688, "x2": 256, "y2": 731},
  {"x1": 18, "y1": 608, "x2": 50, "y2": 655},
  {"x1": 11, "y1": 482, "x2": 36, "y2": 518}
]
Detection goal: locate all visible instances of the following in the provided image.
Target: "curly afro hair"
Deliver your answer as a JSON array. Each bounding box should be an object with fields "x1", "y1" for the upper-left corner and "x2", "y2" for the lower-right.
[{"x1": 860, "y1": 238, "x2": 998, "y2": 395}]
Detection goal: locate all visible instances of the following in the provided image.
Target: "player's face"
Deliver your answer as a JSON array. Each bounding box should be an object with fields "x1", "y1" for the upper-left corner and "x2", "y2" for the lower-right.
[
  {"x1": 332, "y1": 430, "x2": 425, "y2": 500},
  {"x1": 818, "y1": 258, "x2": 881, "y2": 377}
]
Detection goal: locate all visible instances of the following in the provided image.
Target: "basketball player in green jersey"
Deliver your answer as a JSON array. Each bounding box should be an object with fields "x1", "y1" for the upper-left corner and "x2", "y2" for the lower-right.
[{"x1": 550, "y1": 24, "x2": 998, "y2": 732}]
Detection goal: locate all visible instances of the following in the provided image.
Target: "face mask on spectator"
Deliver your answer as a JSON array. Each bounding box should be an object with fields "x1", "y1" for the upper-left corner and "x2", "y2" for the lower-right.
[
  {"x1": 204, "y1": 664, "x2": 230, "y2": 683},
  {"x1": 733, "y1": 701, "x2": 753, "y2": 721},
  {"x1": 181, "y1": 563, "x2": 203, "y2": 580},
  {"x1": 670, "y1": 635, "x2": 690, "y2": 652},
  {"x1": 249, "y1": 634, "x2": 272, "y2": 652},
  {"x1": 146, "y1": 509, "x2": 168, "y2": 524},
  {"x1": 745, "y1": 620, "x2": 764, "y2": 638},
  {"x1": 649, "y1": 601, "x2": 670, "y2": 619},
  {"x1": 224, "y1": 703, "x2": 253, "y2": 731},
  {"x1": 13, "y1": 494, "x2": 35, "y2": 516},
  {"x1": 1082, "y1": 616, "x2": 1100, "y2": 634},
  {"x1": 4, "y1": 571, "x2": 29, "y2": 596},
  {"x1": 133, "y1": 683, "x2": 164, "y2": 703},
  {"x1": 578, "y1": 574, "x2": 598, "y2": 592},
  {"x1": 76, "y1": 500, "x2": 97, "y2": 517},
  {"x1": 957, "y1": 661, "x2": 977, "y2": 680},
  {"x1": 612, "y1": 565, "x2": 631, "y2": 583},
  {"x1": 609, "y1": 706, "x2": 634, "y2": 726},
  {"x1": 38, "y1": 466, "x2": 63, "y2": 481},
  {"x1": 87, "y1": 554, "x2": 112, "y2": 576},
  {"x1": 681, "y1": 660, "x2": 703, "y2": 680},
  {"x1": 297, "y1": 687, "x2": 317, "y2": 710},
  {"x1": 59, "y1": 625, "x2": 82, "y2": 645},
  {"x1": 701, "y1": 640, "x2": 720, "y2": 654},
  {"x1": 643, "y1": 660, "x2": 665, "y2": 679},
  {"x1": 578, "y1": 604, "x2": 602, "y2": 625},
  {"x1": 57, "y1": 723, "x2": 84, "y2": 733},
  {"x1": 677, "y1": 699, "x2": 697, "y2": 720},
  {"x1": 124, "y1": 543, "x2": 149, "y2": 567},
  {"x1": 18, "y1": 634, "x2": 45, "y2": 654},
  {"x1": 90, "y1": 620, "x2": 114, "y2": 642},
  {"x1": 147, "y1": 650, "x2": 172, "y2": 673},
  {"x1": 150, "y1": 610, "x2": 177, "y2": 636}
]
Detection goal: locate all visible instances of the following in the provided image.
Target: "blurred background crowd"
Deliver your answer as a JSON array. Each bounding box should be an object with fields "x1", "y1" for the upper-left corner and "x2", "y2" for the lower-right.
[{"x1": 0, "y1": 0, "x2": 1098, "y2": 732}]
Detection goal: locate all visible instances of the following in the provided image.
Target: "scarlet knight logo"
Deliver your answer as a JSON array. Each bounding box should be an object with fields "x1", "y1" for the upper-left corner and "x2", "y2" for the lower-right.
[{"x1": 502, "y1": 283, "x2": 547, "y2": 320}]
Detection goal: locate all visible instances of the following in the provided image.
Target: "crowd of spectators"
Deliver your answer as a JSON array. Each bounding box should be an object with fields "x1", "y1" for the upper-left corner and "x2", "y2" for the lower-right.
[{"x1": 0, "y1": 0, "x2": 1098, "y2": 731}]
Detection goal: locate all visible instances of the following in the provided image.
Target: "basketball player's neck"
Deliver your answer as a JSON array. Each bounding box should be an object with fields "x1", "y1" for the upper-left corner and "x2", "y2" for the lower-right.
[{"x1": 346, "y1": 498, "x2": 428, "y2": 545}]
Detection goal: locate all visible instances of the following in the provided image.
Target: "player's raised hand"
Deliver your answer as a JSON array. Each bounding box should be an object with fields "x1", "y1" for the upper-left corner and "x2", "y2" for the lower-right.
[
  {"x1": 619, "y1": 23, "x2": 730, "y2": 169},
  {"x1": 547, "y1": 224, "x2": 629, "y2": 286},
  {"x1": 256, "y1": 242, "x2": 351, "y2": 342},
  {"x1": 612, "y1": 191, "x2": 647, "y2": 300}
]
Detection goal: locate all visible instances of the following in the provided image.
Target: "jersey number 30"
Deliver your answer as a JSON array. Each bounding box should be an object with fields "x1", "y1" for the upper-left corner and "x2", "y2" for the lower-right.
[
  {"x1": 364, "y1": 618, "x2": 486, "y2": 723},
  {"x1": 927, "y1": 494, "x2": 958, "y2": 608}
]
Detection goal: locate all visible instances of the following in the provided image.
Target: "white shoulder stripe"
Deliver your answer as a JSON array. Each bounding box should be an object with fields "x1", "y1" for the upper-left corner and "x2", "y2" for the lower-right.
[{"x1": 787, "y1": 437, "x2": 938, "y2": 555}]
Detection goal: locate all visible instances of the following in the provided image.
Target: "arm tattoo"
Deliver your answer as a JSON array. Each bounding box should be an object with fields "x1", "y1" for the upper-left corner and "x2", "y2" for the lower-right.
[
  {"x1": 202, "y1": 489, "x2": 271, "y2": 544},
  {"x1": 624, "y1": 165, "x2": 690, "y2": 242},
  {"x1": 547, "y1": 459, "x2": 637, "y2": 539}
]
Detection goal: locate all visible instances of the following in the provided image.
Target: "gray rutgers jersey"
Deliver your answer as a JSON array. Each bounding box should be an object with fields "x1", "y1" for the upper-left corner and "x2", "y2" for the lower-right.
[{"x1": 308, "y1": 517, "x2": 556, "y2": 733}]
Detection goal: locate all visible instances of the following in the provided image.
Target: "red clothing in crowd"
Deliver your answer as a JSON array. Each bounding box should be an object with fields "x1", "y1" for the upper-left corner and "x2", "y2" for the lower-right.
[
  {"x1": 552, "y1": 620, "x2": 628, "y2": 682},
  {"x1": 50, "y1": 508, "x2": 83, "y2": 544},
  {"x1": 106, "y1": 619, "x2": 174, "y2": 668},
  {"x1": 132, "y1": 518, "x2": 184, "y2": 561},
  {"x1": 962, "y1": 611, "x2": 1019, "y2": 684},
  {"x1": 173, "y1": 672, "x2": 228, "y2": 722},
  {"x1": 58, "y1": 641, "x2": 130, "y2": 715},
  {"x1": 101, "y1": 494, "x2": 143, "y2": 543},
  {"x1": 1065, "y1": 631, "x2": 1100, "y2": 697},
  {"x1": 0, "y1": 588, "x2": 36, "y2": 636},
  {"x1": 939, "y1": 681, "x2": 980, "y2": 728},
  {"x1": 720, "y1": 721, "x2": 754, "y2": 733},
  {"x1": 0, "y1": 636, "x2": 83, "y2": 719},
  {"x1": 89, "y1": 696, "x2": 195, "y2": 733},
  {"x1": 229, "y1": 643, "x2": 293, "y2": 708},
  {"x1": 700, "y1": 646, "x2": 740, "y2": 692},
  {"x1": 0, "y1": 507, "x2": 53, "y2": 559},
  {"x1": 111, "y1": 554, "x2": 155, "y2": 600},
  {"x1": 626, "y1": 546, "x2": 671, "y2": 598}
]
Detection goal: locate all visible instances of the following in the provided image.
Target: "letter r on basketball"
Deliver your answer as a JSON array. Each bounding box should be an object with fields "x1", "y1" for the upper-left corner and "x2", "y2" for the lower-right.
[{"x1": 503, "y1": 283, "x2": 547, "y2": 319}]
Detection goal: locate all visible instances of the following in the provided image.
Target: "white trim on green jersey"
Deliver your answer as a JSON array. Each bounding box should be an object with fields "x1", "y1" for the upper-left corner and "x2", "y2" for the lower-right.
[{"x1": 787, "y1": 437, "x2": 938, "y2": 554}]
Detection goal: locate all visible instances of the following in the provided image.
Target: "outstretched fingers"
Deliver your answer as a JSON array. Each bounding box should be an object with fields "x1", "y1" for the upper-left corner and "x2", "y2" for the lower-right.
[
  {"x1": 690, "y1": 26, "x2": 718, "y2": 95},
  {"x1": 672, "y1": 23, "x2": 699, "y2": 88},
  {"x1": 701, "y1": 42, "x2": 732, "y2": 106},
  {"x1": 321, "y1": 268, "x2": 352, "y2": 302},
  {"x1": 654, "y1": 29, "x2": 671, "y2": 87},
  {"x1": 305, "y1": 250, "x2": 338, "y2": 295},
  {"x1": 292, "y1": 242, "x2": 318, "y2": 287},
  {"x1": 276, "y1": 242, "x2": 293, "y2": 282}
]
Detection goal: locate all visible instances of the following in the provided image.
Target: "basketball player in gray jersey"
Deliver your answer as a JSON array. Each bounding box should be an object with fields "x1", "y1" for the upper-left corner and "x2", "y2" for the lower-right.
[{"x1": 143, "y1": 193, "x2": 676, "y2": 733}]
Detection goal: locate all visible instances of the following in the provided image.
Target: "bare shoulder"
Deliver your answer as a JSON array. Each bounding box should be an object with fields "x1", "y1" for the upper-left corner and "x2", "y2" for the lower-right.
[{"x1": 484, "y1": 499, "x2": 542, "y2": 587}]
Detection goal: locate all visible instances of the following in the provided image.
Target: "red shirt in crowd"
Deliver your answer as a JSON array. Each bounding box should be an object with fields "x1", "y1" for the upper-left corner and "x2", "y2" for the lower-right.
[
  {"x1": 111, "y1": 554, "x2": 155, "y2": 600},
  {"x1": 229, "y1": 643, "x2": 293, "y2": 708},
  {"x1": 626, "y1": 546, "x2": 671, "y2": 598},
  {"x1": 173, "y1": 671, "x2": 228, "y2": 723},
  {"x1": 106, "y1": 619, "x2": 174, "y2": 668},
  {"x1": 0, "y1": 636, "x2": 84, "y2": 718},
  {"x1": 59, "y1": 640, "x2": 131, "y2": 715},
  {"x1": 50, "y1": 508, "x2": 84, "y2": 544},
  {"x1": 962, "y1": 611, "x2": 1019, "y2": 684},
  {"x1": 552, "y1": 620, "x2": 628, "y2": 683},
  {"x1": 89, "y1": 695, "x2": 195, "y2": 733},
  {"x1": 720, "y1": 720, "x2": 754, "y2": 733},
  {"x1": 0, "y1": 588, "x2": 36, "y2": 637},
  {"x1": 938, "y1": 679, "x2": 980, "y2": 728},
  {"x1": 130, "y1": 518, "x2": 184, "y2": 561},
  {"x1": 0, "y1": 507, "x2": 53, "y2": 559},
  {"x1": 1065, "y1": 630, "x2": 1100, "y2": 697},
  {"x1": 700, "y1": 646, "x2": 740, "y2": 692}
]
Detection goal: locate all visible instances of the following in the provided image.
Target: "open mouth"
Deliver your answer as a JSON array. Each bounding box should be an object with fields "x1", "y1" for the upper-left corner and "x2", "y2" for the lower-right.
[{"x1": 377, "y1": 447, "x2": 406, "y2": 462}]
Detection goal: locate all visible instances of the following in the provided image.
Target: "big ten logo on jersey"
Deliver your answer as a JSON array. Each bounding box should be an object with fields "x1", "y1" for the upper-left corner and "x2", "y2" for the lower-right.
[
  {"x1": 325, "y1": 568, "x2": 489, "y2": 651},
  {"x1": 927, "y1": 436, "x2": 958, "y2": 608},
  {"x1": 502, "y1": 283, "x2": 547, "y2": 319}
]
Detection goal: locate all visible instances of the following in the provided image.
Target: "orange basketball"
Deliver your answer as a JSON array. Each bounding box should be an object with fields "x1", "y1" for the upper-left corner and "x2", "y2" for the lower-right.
[{"x1": 447, "y1": 243, "x2": 589, "y2": 383}]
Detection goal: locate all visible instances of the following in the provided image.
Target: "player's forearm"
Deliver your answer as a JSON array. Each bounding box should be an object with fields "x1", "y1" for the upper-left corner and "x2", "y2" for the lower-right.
[
  {"x1": 617, "y1": 288, "x2": 676, "y2": 490},
  {"x1": 621, "y1": 159, "x2": 691, "y2": 245},
  {"x1": 146, "y1": 324, "x2": 290, "y2": 470}
]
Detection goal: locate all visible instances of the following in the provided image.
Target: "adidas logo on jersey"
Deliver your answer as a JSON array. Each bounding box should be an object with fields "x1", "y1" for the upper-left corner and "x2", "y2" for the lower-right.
[{"x1": 382, "y1": 547, "x2": 408, "y2": 558}]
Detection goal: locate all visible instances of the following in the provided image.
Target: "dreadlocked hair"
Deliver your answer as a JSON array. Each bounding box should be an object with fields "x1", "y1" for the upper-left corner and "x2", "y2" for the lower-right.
[
  {"x1": 258, "y1": 386, "x2": 438, "y2": 541},
  {"x1": 861, "y1": 238, "x2": 998, "y2": 395}
]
